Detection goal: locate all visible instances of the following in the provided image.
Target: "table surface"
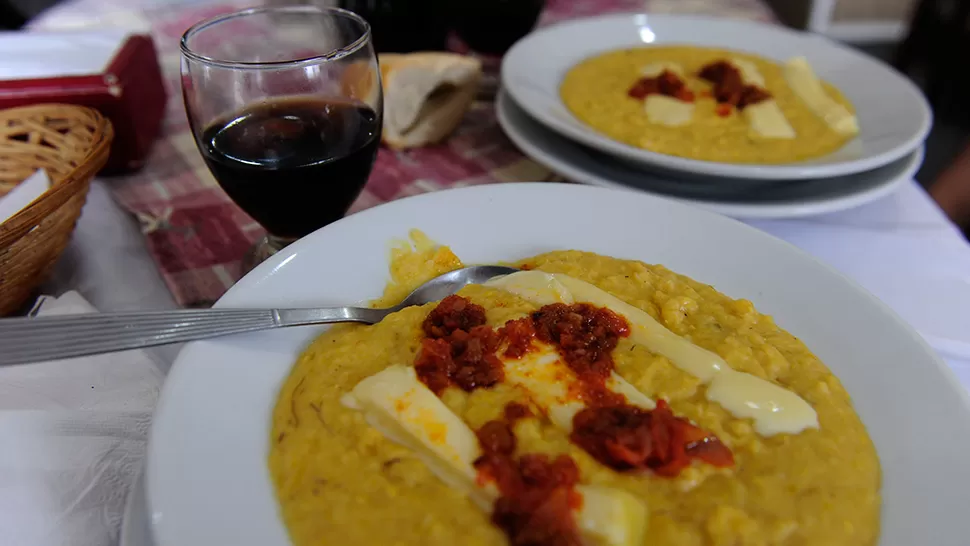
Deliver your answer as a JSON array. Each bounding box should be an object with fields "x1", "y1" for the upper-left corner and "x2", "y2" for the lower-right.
[{"x1": 26, "y1": 0, "x2": 970, "y2": 383}]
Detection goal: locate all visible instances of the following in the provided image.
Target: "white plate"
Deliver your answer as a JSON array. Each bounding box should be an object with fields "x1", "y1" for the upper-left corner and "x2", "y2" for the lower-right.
[
  {"x1": 501, "y1": 14, "x2": 931, "y2": 180},
  {"x1": 496, "y1": 91, "x2": 922, "y2": 219},
  {"x1": 147, "y1": 184, "x2": 970, "y2": 546}
]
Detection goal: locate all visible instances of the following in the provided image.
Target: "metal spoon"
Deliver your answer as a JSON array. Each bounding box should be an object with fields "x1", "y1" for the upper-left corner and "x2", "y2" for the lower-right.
[{"x1": 0, "y1": 265, "x2": 518, "y2": 366}]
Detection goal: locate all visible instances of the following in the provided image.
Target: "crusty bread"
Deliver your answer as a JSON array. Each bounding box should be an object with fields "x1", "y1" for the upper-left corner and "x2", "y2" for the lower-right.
[{"x1": 377, "y1": 52, "x2": 482, "y2": 149}]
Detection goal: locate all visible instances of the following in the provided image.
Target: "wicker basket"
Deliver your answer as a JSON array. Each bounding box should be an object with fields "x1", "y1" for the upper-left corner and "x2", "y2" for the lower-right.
[{"x1": 0, "y1": 104, "x2": 114, "y2": 315}]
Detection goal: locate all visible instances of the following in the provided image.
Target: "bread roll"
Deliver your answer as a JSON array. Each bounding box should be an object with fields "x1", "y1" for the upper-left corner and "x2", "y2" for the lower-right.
[{"x1": 378, "y1": 52, "x2": 482, "y2": 149}]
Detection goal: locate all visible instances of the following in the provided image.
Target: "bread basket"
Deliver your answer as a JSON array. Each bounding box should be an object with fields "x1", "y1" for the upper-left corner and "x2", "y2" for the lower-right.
[{"x1": 0, "y1": 104, "x2": 113, "y2": 315}]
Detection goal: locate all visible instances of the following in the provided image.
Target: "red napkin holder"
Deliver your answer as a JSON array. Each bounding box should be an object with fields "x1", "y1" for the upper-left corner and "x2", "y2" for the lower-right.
[{"x1": 0, "y1": 35, "x2": 167, "y2": 174}]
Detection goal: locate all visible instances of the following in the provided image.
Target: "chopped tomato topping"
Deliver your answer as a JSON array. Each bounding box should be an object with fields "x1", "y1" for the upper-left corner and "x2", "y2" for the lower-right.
[
  {"x1": 627, "y1": 70, "x2": 695, "y2": 102},
  {"x1": 475, "y1": 407, "x2": 584, "y2": 546},
  {"x1": 423, "y1": 294, "x2": 487, "y2": 338},
  {"x1": 571, "y1": 400, "x2": 734, "y2": 475},
  {"x1": 504, "y1": 401, "x2": 533, "y2": 422},
  {"x1": 531, "y1": 303, "x2": 630, "y2": 407},
  {"x1": 416, "y1": 296, "x2": 504, "y2": 394},
  {"x1": 698, "y1": 60, "x2": 771, "y2": 111},
  {"x1": 499, "y1": 317, "x2": 537, "y2": 359}
]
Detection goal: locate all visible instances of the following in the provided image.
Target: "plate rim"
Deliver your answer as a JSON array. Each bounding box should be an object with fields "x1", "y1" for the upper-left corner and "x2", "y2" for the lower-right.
[
  {"x1": 501, "y1": 13, "x2": 932, "y2": 181},
  {"x1": 147, "y1": 183, "x2": 970, "y2": 546},
  {"x1": 495, "y1": 90, "x2": 923, "y2": 219}
]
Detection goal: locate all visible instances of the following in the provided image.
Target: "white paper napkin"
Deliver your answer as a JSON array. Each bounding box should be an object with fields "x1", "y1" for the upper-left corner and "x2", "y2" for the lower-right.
[
  {"x1": 0, "y1": 291, "x2": 163, "y2": 546},
  {"x1": 0, "y1": 170, "x2": 50, "y2": 225},
  {"x1": 0, "y1": 31, "x2": 131, "y2": 80}
]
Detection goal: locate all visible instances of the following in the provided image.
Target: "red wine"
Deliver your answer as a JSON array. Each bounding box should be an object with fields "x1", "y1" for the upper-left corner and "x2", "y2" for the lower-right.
[{"x1": 200, "y1": 99, "x2": 380, "y2": 239}]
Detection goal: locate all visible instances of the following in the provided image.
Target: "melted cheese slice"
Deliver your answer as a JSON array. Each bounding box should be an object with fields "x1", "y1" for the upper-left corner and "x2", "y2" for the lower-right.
[
  {"x1": 341, "y1": 365, "x2": 490, "y2": 506},
  {"x1": 502, "y1": 343, "x2": 656, "y2": 431},
  {"x1": 728, "y1": 59, "x2": 796, "y2": 140},
  {"x1": 730, "y1": 57, "x2": 766, "y2": 87},
  {"x1": 784, "y1": 56, "x2": 859, "y2": 136},
  {"x1": 342, "y1": 365, "x2": 647, "y2": 546},
  {"x1": 644, "y1": 95, "x2": 694, "y2": 127},
  {"x1": 743, "y1": 100, "x2": 796, "y2": 140},
  {"x1": 488, "y1": 271, "x2": 819, "y2": 436},
  {"x1": 638, "y1": 62, "x2": 694, "y2": 127},
  {"x1": 487, "y1": 270, "x2": 573, "y2": 305}
]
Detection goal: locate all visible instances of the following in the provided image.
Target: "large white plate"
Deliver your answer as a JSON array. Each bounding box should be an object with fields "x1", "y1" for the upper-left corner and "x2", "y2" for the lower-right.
[
  {"x1": 502, "y1": 14, "x2": 931, "y2": 180},
  {"x1": 147, "y1": 184, "x2": 970, "y2": 546},
  {"x1": 496, "y1": 91, "x2": 923, "y2": 219}
]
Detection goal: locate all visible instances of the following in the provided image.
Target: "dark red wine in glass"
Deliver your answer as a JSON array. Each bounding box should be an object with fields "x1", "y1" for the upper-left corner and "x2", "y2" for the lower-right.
[
  {"x1": 181, "y1": 6, "x2": 383, "y2": 271},
  {"x1": 200, "y1": 99, "x2": 380, "y2": 239}
]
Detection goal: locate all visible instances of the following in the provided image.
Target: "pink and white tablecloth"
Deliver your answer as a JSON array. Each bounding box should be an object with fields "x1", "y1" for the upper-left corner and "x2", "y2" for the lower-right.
[{"x1": 33, "y1": 0, "x2": 775, "y2": 307}]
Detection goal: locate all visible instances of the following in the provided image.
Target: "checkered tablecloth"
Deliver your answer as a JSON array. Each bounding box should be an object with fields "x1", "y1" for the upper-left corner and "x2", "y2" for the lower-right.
[{"x1": 34, "y1": 0, "x2": 775, "y2": 307}]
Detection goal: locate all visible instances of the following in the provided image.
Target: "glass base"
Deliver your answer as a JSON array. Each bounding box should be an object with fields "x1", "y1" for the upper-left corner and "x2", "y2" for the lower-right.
[{"x1": 241, "y1": 234, "x2": 297, "y2": 275}]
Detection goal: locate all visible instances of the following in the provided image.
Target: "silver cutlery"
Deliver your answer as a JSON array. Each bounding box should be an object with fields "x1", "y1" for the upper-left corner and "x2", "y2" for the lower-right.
[{"x1": 0, "y1": 265, "x2": 518, "y2": 366}]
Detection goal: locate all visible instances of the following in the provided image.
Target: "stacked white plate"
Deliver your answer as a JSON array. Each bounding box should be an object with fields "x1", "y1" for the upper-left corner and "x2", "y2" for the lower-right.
[{"x1": 499, "y1": 14, "x2": 932, "y2": 219}]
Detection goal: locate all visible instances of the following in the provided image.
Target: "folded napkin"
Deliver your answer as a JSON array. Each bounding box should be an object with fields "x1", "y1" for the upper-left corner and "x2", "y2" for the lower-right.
[
  {"x1": 0, "y1": 170, "x2": 49, "y2": 224},
  {"x1": 0, "y1": 292, "x2": 163, "y2": 546}
]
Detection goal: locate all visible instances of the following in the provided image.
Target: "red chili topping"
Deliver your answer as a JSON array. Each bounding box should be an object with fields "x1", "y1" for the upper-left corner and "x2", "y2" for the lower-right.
[
  {"x1": 504, "y1": 401, "x2": 533, "y2": 422},
  {"x1": 475, "y1": 408, "x2": 584, "y2": 546},
  {"x1": 423, "y1": 294, "x2": 488, "y2": 338},
  {"x1": 499, "y1": 317, "x2": 537, "y2": 359},
  {"x1": 531, "y1": 303, "x2": 630, "y2": 408},
  {"x1": 415, "y1": 295, "x2": 504, "y2": 394},
  {"x1": 571, "y1": 400, "x2": 734, "y2": 475},
  {"x1": 627, "y1": 70, "x2": 695, "y2": 102},
  {"x1": 698, "y1": 60, "x2": 771, "y2": 110}
]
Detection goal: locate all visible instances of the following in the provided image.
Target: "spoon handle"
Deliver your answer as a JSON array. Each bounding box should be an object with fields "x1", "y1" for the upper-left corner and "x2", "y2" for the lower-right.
[{"x1": 0, "y1": 306, "x2": 386, "y2": 366}]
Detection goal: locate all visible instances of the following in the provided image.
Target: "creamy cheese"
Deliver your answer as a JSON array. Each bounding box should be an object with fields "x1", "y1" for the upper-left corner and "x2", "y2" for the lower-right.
[
  {"x1": 489, "y1": 272, "x2": 819, "y2": 436},
  {"x1": 727, "y1": 59, "x2": 796, "y2": 140},
  {"x1": 343, "y1": 365, "x2": 648, "y2": 546},
  {"x1": 784, "y1": 56, "x2": 859, "y2": 136}
]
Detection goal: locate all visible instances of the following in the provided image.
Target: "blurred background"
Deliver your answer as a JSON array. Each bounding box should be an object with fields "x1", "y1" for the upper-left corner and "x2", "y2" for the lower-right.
[{"x1": 3, "y1": 0, "x2": 965, "y2": 189}]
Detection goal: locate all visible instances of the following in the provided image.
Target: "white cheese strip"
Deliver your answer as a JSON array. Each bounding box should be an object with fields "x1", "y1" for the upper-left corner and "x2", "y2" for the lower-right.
[
  {"x1": 576, "y1": 485, "x2": 647, "y2": 546},
  {"x1": 502, "y1": 344, "x2": 655, "y2": 431},
  {"x1": 552, "y1": 275, "x2": 726, "y2": 382},
  {"x1": 784, "y1": 56, "x2": 859, "y2": 136},
  {"x1": 489, "y1": 272, "x2": 819, "y2": 436},
  {"x1": 743, "y1": 100, "x2": 796, "y2": 139},
  {"x1": 730, "y1": 57, "x2": 766, "y2": 87},
  {"x1": 342, "y1": 365, "x2": 648, "y2": 545},
  {"x1": 341, "y1": 365, "x2": 492, "y2": 507},
  {"x1": 726, "y1": 59, "x2": 796, "y2": 140},
  {"x1": 637, "y1": 62, "x2": 695, "y2": 126},
  {"x1": 486, "y1": 270, "x2": 573, "y2": 305},
  {"x1": 641, "y1": 61, "x2": 684, "y2": 78},
  {"x1": 706, "y1": 371, "x2": 818, "y2": 436},
  {"x1": 644, "y1": 95, "x2": 694, "y2": 127}
]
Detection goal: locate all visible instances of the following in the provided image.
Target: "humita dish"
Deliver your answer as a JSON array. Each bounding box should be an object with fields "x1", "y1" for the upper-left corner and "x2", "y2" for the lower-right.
[
  {"x1": 269, "y1": 233, "x2": 880, "y2": 546},
  {"x1": 560, "y1": 46, "x2": 859, "y2": 164}
]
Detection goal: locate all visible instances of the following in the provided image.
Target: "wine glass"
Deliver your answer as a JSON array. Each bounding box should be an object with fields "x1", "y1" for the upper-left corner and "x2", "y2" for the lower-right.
[{"x1": 180, "y1": 6, "x2": 383, "y2": 271}]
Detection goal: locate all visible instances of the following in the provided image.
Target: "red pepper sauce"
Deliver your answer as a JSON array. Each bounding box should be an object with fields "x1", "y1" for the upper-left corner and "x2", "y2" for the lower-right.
[
  {"x1": 530, "y1": 303, "x2": 734, "y2": 476},
  {"x1": 416, "y1": 297, "x2": 734, "y2": 479},
  {"x1": 416, "y1": 295, "x2": 504, "y2": 394},
  {"x1": 531, "y1": 303, "x2": 630, "y2": 407},
  {"x1": 698, "y1": 60, "x2": 771, "y2": 110},
  {"x1": 475, "y1": 405, "x2": 585, "y2": 546},
  {"x1": 627, "y1": 70, "x2": 695, "y2": 102},
  {"x1": 571, "y1": 401, "x2": 734, "y2": 476},
  {"x1": 498, "y1": 317, "x2": 538, "y2": 359}
]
